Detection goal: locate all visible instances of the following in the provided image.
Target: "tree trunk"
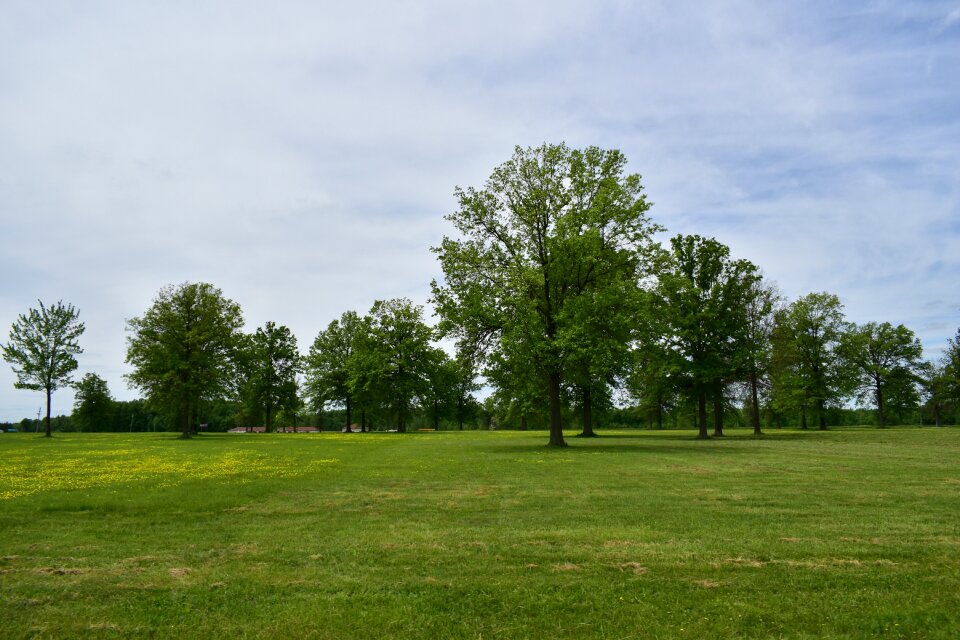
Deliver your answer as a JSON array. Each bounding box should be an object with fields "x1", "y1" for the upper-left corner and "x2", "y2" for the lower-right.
[
  {"x1": 547, "y1": 371, "x2": 566, "y2": 446},
  {"x1": 182, "y1": 400, "x2": 192, "y2": 439},
  {"x1": 934, "y1": 404, "x2": 941, "y2": 427},
  {"x1": 655, "y1": 395, "x2": 663, "y2": 430},
  {"x1": 458, "y1": 396, "x2": 464, "y2": 430},
  {"x1": 398, "y1": 396, "x2": 406, "y2": 433},
  {"x1": 697, "y1": 388, "x2": 709, "y2": 439},
  {"x1": 265, "y1": 405, "x2": 272, "y2": 433},
  {"x1": 775, "y1": 414, "x2": 782, "y2": 429},
  {"x1": 712, "y1": 382, "x2": 724, "y2": 437},
  {"x1": 361, "y1": 408, "x2": 366, "y2": 432},
  {"x1": 818, "y1": 399, "x2": 827, "y2": 430},
  {"x1": 750, "y1": 369, "x2": 762, "y2": 435},
  {"x1": 345, "y1": 397, "x2": 352, "y2": 433},
  {"x1": 876, "y1": 386, "x2": 886, "y2": 427},
  {"x1": 45, "y1": 387, "x2": 52, "y2": 438},
  {"x1": 520, "y1": 415, "x2": 528, "y2": 431},
  {"x1": 579, "y1": 385, "x2": 596, "y2": 437},
  {"x1": 434, "y1": 399, "x2": 440, "y2": 430}
]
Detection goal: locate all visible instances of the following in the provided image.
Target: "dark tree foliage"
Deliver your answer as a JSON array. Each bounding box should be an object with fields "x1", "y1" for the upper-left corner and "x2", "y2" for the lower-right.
[
  {"x1": 842, "y1": 322, "x2": 924, "y2": 427},
  {"x1": 245, "y1": 322, "x2": 301, "y2": 432},
  {"x1": 126, "y1": 282, "x2": 244, "y2": 438},
  {"x1": 737, "y1": 279, "x2": 780, "y2": 435},
  {"x1": 306, "y1": 311, "x2": 364, "y2": 431},
  {"x1": 647, "y1": 235, "x2": 760, "y2": 438},
  {"x1": 72, "y1": 373, "x2": 113, "y2": 432},
  {"x1": 943, "y1": 328, "x2": 960, "y2": 401},
  {"x1": 350, "y1": 298, "x2": 434, "y2": 433},
  {"x1": 770, "y1": 292, "x2": 853, "y2": 430}
]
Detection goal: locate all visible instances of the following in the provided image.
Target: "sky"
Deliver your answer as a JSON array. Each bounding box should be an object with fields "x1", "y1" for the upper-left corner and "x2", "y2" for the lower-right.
[{"x1": 1, "y1": 1, "x2": 958, "y2": 422}]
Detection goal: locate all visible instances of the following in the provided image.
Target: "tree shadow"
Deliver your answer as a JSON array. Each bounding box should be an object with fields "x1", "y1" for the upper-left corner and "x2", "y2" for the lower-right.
[
  {"x1": 478, "y1": 427, "x2": 848, "y2": 455},
  {"x1": 582, "y1": 429, "x2": 843, "y2": 442},
  {"x1": 480, "y1": 441, "x2": 767, "y2": 456}
]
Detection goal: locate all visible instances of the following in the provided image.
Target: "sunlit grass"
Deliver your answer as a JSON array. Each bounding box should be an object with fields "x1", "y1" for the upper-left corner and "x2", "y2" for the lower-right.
[
  {"x1": 1, "y1": 428, "x2": 959, "y2": 638},
  {"x1": 0, "y1": 434, "x2": 339, "y2": 499}
]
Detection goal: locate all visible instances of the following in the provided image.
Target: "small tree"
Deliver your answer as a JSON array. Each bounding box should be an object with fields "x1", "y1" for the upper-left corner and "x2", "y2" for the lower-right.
[
  {"x1": 306, "y1": 311, "x2": 364, "y2": 432},
  {"x1": 73, "y1": 373, "x2": 114, "y2": 432},
  {"x1": 248, "y1": 322, "x2": 301, "y2": 432},
  {"x1": 2, "y1": 300, "x2": 85, "y2": 437}
]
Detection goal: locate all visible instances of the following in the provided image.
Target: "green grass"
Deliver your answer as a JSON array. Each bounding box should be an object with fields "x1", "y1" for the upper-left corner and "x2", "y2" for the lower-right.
[{"x1": 1, "y1": 428, "x2": 959, "y2": 639}]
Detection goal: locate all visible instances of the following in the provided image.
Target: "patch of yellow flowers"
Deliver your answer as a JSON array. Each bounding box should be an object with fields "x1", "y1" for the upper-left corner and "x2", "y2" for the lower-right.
[{"x1": 0, "y1": 442, "x2": 338, "y2": 500}]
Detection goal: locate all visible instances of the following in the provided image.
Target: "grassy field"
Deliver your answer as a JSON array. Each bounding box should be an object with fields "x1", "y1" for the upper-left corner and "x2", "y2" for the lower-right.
[{"x1": 1, "y1": 428, "x2": 959, "y2": 639}]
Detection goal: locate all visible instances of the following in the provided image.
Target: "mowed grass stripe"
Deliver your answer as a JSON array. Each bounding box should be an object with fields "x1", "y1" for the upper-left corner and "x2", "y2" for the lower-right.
[{"x1": 1, "y1": 428, "x2": 958, "y2": 638}]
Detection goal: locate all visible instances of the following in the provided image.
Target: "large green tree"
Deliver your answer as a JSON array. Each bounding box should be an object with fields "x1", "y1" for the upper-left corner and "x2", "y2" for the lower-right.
[
  {"x1": 305, "y1": 310, "x2": 364, "y2": 432},
  {"x1": 351, "y1": 298, "x2": 434, "y2": 433},
  {"x1": 247, "y1": 321, "x2": 301, "y2": 432},
  {"x1": 919, "y1": 361, "x2": 952, "y2": 426},
  {"x1": 738, "y1": 279, "x2": 781, "y2": 434},
  {"x1": 126, "y1": 282, "x2": 244, "y2": 438},
  {"x1": 648, "y1": 235, "x2": 760, "y2": 438},
  {"x1": 2, "y1": 300, "x2": 85, "y2": 437},
  {"x1": 842, "y1": 322, "x2": 924, "y2": 427},
  {"x1": 433, "y1": 143, "x2": 659, "y2": 446},
  {"x1": 771, "y1": 292, "x2": 852, "y2": 429},
  {"x1": 72, "y1": 372, "x2": 113, "y2": 432},
  {"x1": 943, "y1": 328, "x2": 960, "y2": 402}
]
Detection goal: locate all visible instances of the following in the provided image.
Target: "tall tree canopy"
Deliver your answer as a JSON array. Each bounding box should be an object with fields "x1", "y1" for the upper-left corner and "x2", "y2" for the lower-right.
[
  {"x1": 1, "y1": 300, "x2": 85, "y2": 437},
  {"x1": 738, "y1": 278, "x2": 781, "y2": 434},
  {"x1": 305, "y1": 310, "x2": 364, "y2": 431},
  {"x1": 648, "y1": 235, "x2": 760, "y2": 438},
  {"x1": 126, "y1": 282, "x2": 244, "y2": 438},
  {"x1": 433, "y1": 143, "x2": 659, "y2": 446},
  {"x1": 350, "y1": 298, "x2": 434, "y2": 433},
  {"x1": 770, "y1": 292, "x2": 852, "y2": 429},
  {"x1": 943, "y1": 328, "x2": 960, "y2": 402},
  {"x1": 843, "y1": 322, "x2": 924, "y2": 426},
  {"x1": 247, "y1": 321, "x2": 301, "y2": 432}
]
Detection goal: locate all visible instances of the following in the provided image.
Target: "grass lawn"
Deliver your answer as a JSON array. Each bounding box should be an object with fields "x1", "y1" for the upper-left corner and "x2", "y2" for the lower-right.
[{"x1": 1, "y1": 427, "x2": 959, "y2": 639}]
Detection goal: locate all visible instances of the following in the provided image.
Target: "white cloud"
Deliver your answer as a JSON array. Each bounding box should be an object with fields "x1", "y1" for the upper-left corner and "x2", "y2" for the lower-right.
[{"x1": 1, "y1": 0, "x2": 958, "y2": 420}]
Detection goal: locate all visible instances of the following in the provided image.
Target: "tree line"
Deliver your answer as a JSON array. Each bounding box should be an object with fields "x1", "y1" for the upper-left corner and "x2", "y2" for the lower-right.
[{"x1": 3, "y1": 144, "x2": 959, "y2": 442}]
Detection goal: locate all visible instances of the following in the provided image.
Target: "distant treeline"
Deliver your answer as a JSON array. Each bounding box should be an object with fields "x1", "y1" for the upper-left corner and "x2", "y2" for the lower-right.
[
  {"x1": 2, "y1": 394, "x2": 954, "y2": 435},
  {"x1": 4, "y1": 144, "x2": 960, "y2": 442}
]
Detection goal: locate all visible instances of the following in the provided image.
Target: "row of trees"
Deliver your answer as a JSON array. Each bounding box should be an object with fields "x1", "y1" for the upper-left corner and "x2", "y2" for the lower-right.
[
  {"x1": 431, "y1": 144, "x2": 960, "y2": 445},
  {"x1": 3, "y1": 144, "x2": 960, "y2": 441},
  {"x1": 121, "y1": 283, "x2": 481, "y2": 437}
]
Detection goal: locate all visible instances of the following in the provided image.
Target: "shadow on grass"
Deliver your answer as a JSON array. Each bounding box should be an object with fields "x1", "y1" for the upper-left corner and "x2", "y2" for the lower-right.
[
  {"x1": 480, "y1": 441, "x2": 768, "y2": 456},
  {"x1": 476, "y1": 427, "x2": 854, "y2": 455},
  {"x1": 581, "y1": 430, "x2": 848, "y2": 442}
]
